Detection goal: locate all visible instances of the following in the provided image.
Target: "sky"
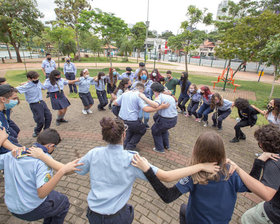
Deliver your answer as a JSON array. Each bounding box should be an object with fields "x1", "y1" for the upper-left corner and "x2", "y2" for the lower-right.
[{"x1": 37, "y1": 0, "x2": 229, "y2": 34}]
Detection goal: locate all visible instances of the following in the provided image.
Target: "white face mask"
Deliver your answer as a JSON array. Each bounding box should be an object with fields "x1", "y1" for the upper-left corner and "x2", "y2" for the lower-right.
[
  {"x1": 152, "y1": 73, "x2": 157, "y2": 77},
  {"x1": 189, "y1": 89, "x2": 194, "y2": 93},
  {"x1": 85, "y1": 75, "x2": 89, "y2": 78}
]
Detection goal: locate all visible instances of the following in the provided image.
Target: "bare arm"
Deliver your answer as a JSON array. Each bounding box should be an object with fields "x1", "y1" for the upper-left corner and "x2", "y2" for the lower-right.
[
  {"x1": 41, "y1": 68, "x2": 46, "y2": 77},
  {"x1": 142, "y1": 103, "x2": 170, "y2": 113},
  {"x1": 251, "y1": 105, "x2": 266, "y2": 115},
  {"x1": 139, "y1": 93, "x2": 159, "y2": 108},
  {"x1": 37, "y1": 159, "x2": 82, "y2": 198}
]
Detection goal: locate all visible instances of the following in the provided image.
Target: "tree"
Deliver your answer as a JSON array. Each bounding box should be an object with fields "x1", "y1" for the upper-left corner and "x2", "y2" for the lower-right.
[
  {"x1": 259, "y1": 34, "x2": 280, "y2": 99},
  {"x1": 131, "y1": 22, "x2": 147, "y2": 62},
  {"x1": 54, "y1": 0, "x2": 91, "y2": 61},
  {"x1": 0, "y1": 0, "x2": 44, "y2": 62},
  {"x1": 180, "y1": 5, "x2": 213, "y2": 72},
  {"x1": 167, "y1": 35, "x2": 183, "y2": 58},
  {"x1": 120, "y1": 39, "x2": 133, "y2": 57},
  {"x1": 59, "y1": 40, "x2": 77, "y2": 57},
  {"x1": 160, "y1": 30, "x2": 175, "y2": 40}
]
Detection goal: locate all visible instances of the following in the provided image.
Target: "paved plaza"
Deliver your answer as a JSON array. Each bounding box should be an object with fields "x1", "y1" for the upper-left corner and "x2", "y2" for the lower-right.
[{"x1": 0, "y1": 89, "x2": 263, "y2": 224}]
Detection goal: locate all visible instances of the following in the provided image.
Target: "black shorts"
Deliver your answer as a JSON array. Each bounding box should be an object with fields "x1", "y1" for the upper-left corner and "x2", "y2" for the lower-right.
[
  {"x1": 107, "y1": 83, "x2": 116, "y2": 94},
  {"x1": 79, "y1": 92, "x2": 94, "y2": 107}
]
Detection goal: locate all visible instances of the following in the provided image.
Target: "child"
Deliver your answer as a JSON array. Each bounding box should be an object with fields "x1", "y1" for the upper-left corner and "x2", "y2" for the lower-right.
[
  {"x1": 178, "y1": 72, "x2": 191, "y2": 114},
  {"x1": 197, "y1": 86, "x2": 213, "y2": 127},
  {"x1": 230, "y1": 98, "x2": 259, "y2": 143},
  {"x1": 112, "y1": 78, "x2": 131, "y2": 117},
  {"x1": 16, "y1": 71, "x2": 52, "y2": 137},
  {"x1": 92, "y1": 72, "x2": 108, "y2": 111},
  {"x1": 185, "y1": 84, "x2": 201, "y2": 118},
  {"x1": 210, "y1": 93, "x2": 233, "y2": 130},
  {"x1": 132, "y1": 131, "x2": 247, "y2": 224},
  {"x1": 0, "y1": 77, "x2": 7, "y2": 85},
  {"x1": 0, "y1": 129, "x2": 81, "y2": 223},
  {"x1": 43, "y1": 70, "x2": 77, "y2": 126},
  {"x1": 107, "y1": 68, "x2": 119, "y2": 110},
  {"x1": 76, "y1": 69, "x2": 94, "y2": 115}
]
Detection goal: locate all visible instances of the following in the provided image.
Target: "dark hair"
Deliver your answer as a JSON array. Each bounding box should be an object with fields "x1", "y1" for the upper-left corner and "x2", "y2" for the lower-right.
[
  {"x1": 37, "y1": 129, "x2": 61, "y2": 145},
  {"x1": 166, "y1": 70, "x2": 172, "y2": 75},
  {"x1": 234, "y1": 98, "x2": 250, "y2": 110},
  {"x1": 97, "y1": 72, "x2": 105, "y2": 86},
  {"x1": 151, "y1": 82, "x2": 165, "y2": 93},
  {"x1": 137, "y1": 68, "x2": 149, "y2": 81},
  {"x1": 139, "y1": 62, "x2": 145, "y2": 67},
  {"x1": 100, "y1": 117, "x2": 125, "y2": 144},
  {"x1": 46, "y1": 53, "x2": 51, "y2": 56},
  {"x1": 273, "y1": 98, "x2": 280, "y2": 121},
  {"x1": 135, "y1": 82, "x2": 144, "y2": 90},
  {"x1": 80, "y1": 70, "x2": 84, "y2": 77},
  {"x1": 27, "y1": 71, "x2": 39, "y2": 80},
  {"x1": 181, "y1": 72, "x2": 189, "y2": 93},
  {"x1": 210, "y1": 93, "x2": 223, "y2": 109},
  {"x1": 1, "y1": 86, "x2": 15, "y2": 98},
  {"x1": 114, "y1": 78, "x2": 130, "y2": 95},
  {"x1": 0, "y1": 78, "x2": 6, "y2": 84},
  {"x1": 49, "y1": 70, "x2": 61, "y2": 85},
  {"x1": 254, "y1": 124, "x2": 280, "y2": 153},
  {"x1": 200, "y1": 86, "x2": 212, "y2": 100}
]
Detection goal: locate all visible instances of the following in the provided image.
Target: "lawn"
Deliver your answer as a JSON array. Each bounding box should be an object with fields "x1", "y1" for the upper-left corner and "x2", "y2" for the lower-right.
[{"x1": 6, "y1": 68, "x2": 280, "y2": 125}]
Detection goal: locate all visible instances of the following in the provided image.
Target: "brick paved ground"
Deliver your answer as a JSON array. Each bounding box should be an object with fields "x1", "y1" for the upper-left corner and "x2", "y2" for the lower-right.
[{"x1": 0, "y1": 88, "x2": 263, "y2": 224}]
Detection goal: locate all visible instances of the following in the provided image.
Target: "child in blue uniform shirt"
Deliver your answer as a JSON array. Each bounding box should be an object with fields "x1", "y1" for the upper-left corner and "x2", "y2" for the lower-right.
[
  {"x1": 75, "y1": 69, "x2": 95, "y2": 114},
  {"x1": 185, "y1": 84, "x2": 201, "y2": 118},
  {"x1": 210, "y1": 93, "x2": 233, "y2": 130},
  {"x1": 140, "y1": 83, "x2": 178, "y2": 153},
  {"x1": 0, "y1": 128, "x2": 82, "y2": 224},
  {"x1": 16, "y1": 71, "x2": 52, "y2": 137},
  {"x1": 63, "y1": 57, "x2": 77, "y2": 93},
  {"x1": 43, "y1": 70, "x2": 77, "y2": 126},
  {"x1": 132, "y1": 131, "x2": 248, "y2": 224},
  {"x1": 92, "y1": 72, "x2": 108, "y2": 111},
  {"x1": 119, "y1": 67, "x2": 134, "y2": 83}
]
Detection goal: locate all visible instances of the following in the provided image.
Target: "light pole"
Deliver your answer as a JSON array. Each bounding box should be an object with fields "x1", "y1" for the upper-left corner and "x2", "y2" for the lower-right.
[{"x1": 144, "y1": 0, "x2": 149, "y2": 63}]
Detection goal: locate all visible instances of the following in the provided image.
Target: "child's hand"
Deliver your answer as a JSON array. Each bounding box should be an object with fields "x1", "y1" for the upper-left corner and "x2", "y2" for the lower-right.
[
  {"x1": 200, "y1": 162, "x2": 220, "y2": 174},
  {"x1": 131, "y1": 154, "x2": 150, "y2": 172},
  {"x1": 258, "y1": 152, "x2": 280, "y2": 162},
  {"x1": 226, "y1": 159, "x2": 239, "y2": 175},
  {"x1": 159, "y1": 102, "x2": 170, "y2": 109},
  {"x1": 0, "y1": 127, "x2": 8, "y2": 140},
  {"x1": 11, "y1": 146, "x2": 26, "y2": 158},
  {"x1": 27, "y1": 147, "x2": 44, "y2": 159},
  {"x1": 61, "y1": 159, "x2": 84, "y2": 174}
]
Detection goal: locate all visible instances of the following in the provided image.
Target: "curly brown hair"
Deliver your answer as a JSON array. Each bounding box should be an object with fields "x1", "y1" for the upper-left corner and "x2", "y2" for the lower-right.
[
  {"x1": 234, "y1": 98, "x2": 250, "y2": 110},
  {"x1": 210, "y1": 93, "x2": 223, "y2": 110},
  {"x1": 254, "y1": 124, "x2": 280, "y2": 153}
]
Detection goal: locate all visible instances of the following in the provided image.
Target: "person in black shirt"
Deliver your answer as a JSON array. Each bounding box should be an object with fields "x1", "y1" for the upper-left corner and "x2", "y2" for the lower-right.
[{"x1": 230, "y1": 98, "x2": 259, "y2": 143}]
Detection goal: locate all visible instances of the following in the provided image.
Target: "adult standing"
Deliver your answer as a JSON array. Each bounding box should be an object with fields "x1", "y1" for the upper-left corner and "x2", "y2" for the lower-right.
[
  {"x1": 63, "y1": 57, "x2": 77, "y2": 94},
  {"x1": 42, "y1": 53, "x2": 56, "y2": 98},
  {"x1": 164, "y1": 70, "x2": 179, "y2": 96},
  {"x1": 119, "y1": 67, "x2": 134, "y2": 83}
]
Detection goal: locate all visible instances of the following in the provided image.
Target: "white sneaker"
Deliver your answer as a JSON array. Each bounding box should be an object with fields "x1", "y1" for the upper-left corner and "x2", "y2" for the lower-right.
[
  {"x1": 87, "y1": 109, "x2": 93, "y2": 114},
  {"x1": 82, "y1": 109, "x2": 88, "y2": 115},
  {"x1": 203, "y1": 121, "x2": 208, "y2": 127}
]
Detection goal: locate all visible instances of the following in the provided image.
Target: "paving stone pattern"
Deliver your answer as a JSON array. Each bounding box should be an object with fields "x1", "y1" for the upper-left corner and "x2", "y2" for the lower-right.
[{"x1": 0, "y1": 92, "x2": 263, "y2": 224}]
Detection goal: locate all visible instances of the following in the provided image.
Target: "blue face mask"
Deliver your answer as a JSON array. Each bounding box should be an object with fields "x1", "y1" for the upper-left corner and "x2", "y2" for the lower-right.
[
  {"x1": 141, "y1": 74, "x2": 147, "y2": 81},
  {"x1": 113, "y1": 71, "x2": 117, "y2": 76},
  {"x1": 5, "y1": 99, "x2": 18, "y2": 110}
]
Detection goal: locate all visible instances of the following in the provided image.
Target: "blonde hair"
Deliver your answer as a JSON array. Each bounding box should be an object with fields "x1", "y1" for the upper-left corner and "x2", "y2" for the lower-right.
[{"x1": 191, "y1": 131, "x2": 229, "y2": 185}]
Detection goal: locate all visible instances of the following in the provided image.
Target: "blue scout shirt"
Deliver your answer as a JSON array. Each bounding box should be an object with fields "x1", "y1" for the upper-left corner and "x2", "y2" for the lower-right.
[
  {"x1": 41, "y1": 59, "x2": 56, "y2": 74},
  {"x1": 43, "y1": 78, "x2": 69, "y2": 92},
  {"x1": 0, "y1": 151, "x2": 53, "y2": 214},
  {"x1": 76, "y1": 144, "x2": 158, "y2": 215},
  {"x1": 116, "y1": 91, "x2": 147, "y2": 121},
  {"x1": 0, "y1": 110, "x2": 16, "y2": 154},
  {"x1": 77, "y1": 77, "x2": 95, "y2": 93},
  {"x1": 188, "y1": 92, "x2": 202, "y2": 103},
  {"x1": 92, "y1": 77, "x2": 106, "y2": 91},
  {"x1": 131, "y1": 80, "x2": 153, "y2": 99},
  {"x1": 217, "y1": 99, "x2": 233, "y2": 111},
  {"x1": 63, "y1": 62, "x2": 77, "y2": 75},
  {"x1": 119, "y1": 72, "x2": 135, "y2": 83},
  {"x1": 16, "y1": 81, "x2": 46, "y2": 104},
  {"x1": 106, "y1": 74, "x2": 119, "y2": 84},
  {"x1": 176, "y1": 171, "x2": 247, "y2": 224},
  {"x1": 155, "y1": 93, "x2": 178, "y2": 118},
  {"x1": 179, "y1": 80, "x2": 192, "y2": 97}
]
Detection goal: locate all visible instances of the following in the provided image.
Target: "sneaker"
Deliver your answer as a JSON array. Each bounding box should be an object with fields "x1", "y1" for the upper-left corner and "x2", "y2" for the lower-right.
[
  {"x1": 165, "y1": 147, "x2": 170, "y2": 151},
  {"x1": 32, "y1": 132, "x2": 38, "y2": 138},
  {"x1": 185, "y1": 114, "x2": 190, "y2": 117},
  {"x1": 212, "y1": 124, "x2": 217, "y2": 128},
  {"x1": 230, "y1": 137, "x2": 239, "y2": 143},
  {"x1": 60, "y1": 119, "x2": 68, "y2": 123},
  {"x1": 56, "y1": 120, "x2": 60, "y2": 126},
  {"x1": 217, "y1": 127, "x2": 222, "y2": 130},
  {"x1": 87, "y1": 109, "x2": 93, "y2": 114},
  {"x1": 152, "y1": 148, "x2": 165, "y2": 154},
  {"x1": 195, "y1": 118, "x2": 200, "y2": 122},
  {"x1": 108, "y1": 104, "x2": 112, "y2": 110},
  {"x1": 82, "y1": 109, "x2": 88, "y2": 115},
  {"x1": 203, "y1": 121, "x2": 208, "y2": 127},
  {"x1": 240, "y1": 135, "x2": 246, "y2": 140}
]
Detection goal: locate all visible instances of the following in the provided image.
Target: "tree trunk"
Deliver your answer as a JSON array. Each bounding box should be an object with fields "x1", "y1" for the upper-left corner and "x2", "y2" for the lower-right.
[
  {"x1": 184, "y1": 51, "x2": 188, "y2": 72},
  {"x1": 108, "y1": 45, "x2": 112, "y2": 68},
  {"x1": 137, "y1": 49, "x2": 140, "y2": 63},
  {"x1": 12, "y1": 43, "x2": 22, "y2": 63},
  {"x1": 75, "y1": 29, "x2": 81, "y2": 61},
  {"x1": 6, "y1": 43, "x2": 12, "y2": 59},
  {"x1": 269, "y1": 65, "x2": 277, "y2": 99},
  {"x1": 232, "y1": 61, "x2": 245, "y2": 78}
]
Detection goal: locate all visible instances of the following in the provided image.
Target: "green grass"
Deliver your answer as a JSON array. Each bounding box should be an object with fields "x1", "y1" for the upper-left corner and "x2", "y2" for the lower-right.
[
  {"x1": 77, "y1": 56, "x2": 137, "y2": 63},
  {"x1": 6, "y1": 68, "x2": 280, "y2": 125}
]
